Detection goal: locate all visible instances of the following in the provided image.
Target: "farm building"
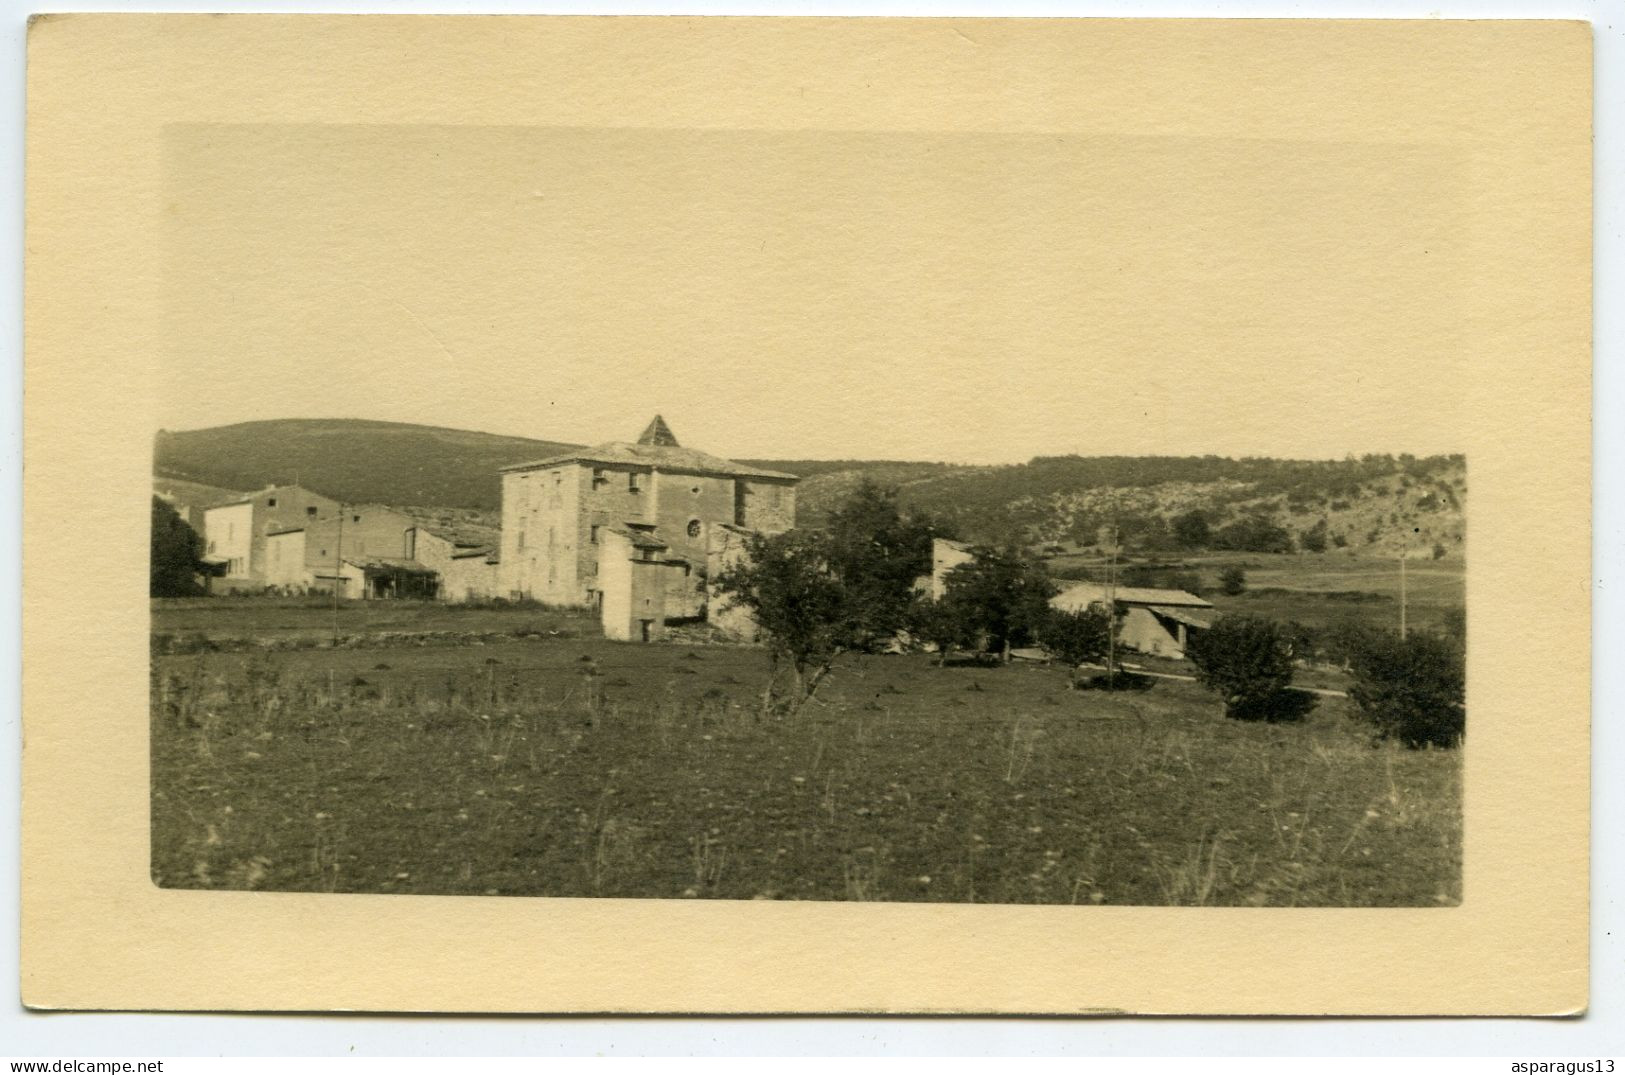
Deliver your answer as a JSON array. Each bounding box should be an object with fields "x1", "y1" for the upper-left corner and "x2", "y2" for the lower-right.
[
  {"x1": 915, "y1": 537, "x2": 976, "y2": 600},
  {"x1": 310, "y1": 556, "x2": 440, "y2": 601},
  {"x1": 498, "y1": 416, "x2": 797, "y2": 638},
  {"x1": 202, "y1": 483, "x2": 339, "y2": 585},
  {"x1": 257, "y1": 503, "x2": 421, "y2": 595},
  {"x1": 1051, "y1": 582, "x2": 1215, "y2": 660},
  {"x1": 400, "y1": 510, "x2": 500, "y2": 603}
]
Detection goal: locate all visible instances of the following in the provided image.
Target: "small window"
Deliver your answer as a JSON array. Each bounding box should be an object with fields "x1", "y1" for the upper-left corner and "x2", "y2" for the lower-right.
[
  {"x1": 686, "y1": 519, "x2": 701, "y2": 539},
  {"x1": 319, "y1": 549, "x2": 327, "y2": 557},
  {"x1": 593, "y1": 468, "x2": 606, "y2": 486},
  {"x1": 554, "y1": 471, "x2": 562, "y2": 486},
  {"x1": 306, "y1": 506, "x2": 318, "y2": 517},
  {"x1": 267, "y1": 497, "x2": 278, "y2": 508},
  {"x1": 691, "y1": 485, "x2": 700, "y2": 495},
  {"x1": 590, "y1": 525, "x2": 600, "y2": 544},
  {"x1": 628, "y1": 472, "x2": 641, "y2": 492},
  {"x1": 353, "y1": 514, "x2": 361, "y2": 524}
]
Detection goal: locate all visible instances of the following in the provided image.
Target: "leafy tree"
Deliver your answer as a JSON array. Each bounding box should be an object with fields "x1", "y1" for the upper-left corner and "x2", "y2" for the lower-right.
[
  {"x1": 1171, "y1": 510, "x2": 1212, "y2": 548},
  {"x1": 712, "y1": 530, "x2": 857, "y2": 716},
  {"x1": 1219, "y1": 566, "x2": 1247, "y2": 596},
  {"x1": 712, "y1": 482, "x2": 947, "y2": 713},
  {"x1": 1038, "y1": 605, "x2": 1117, "y2": 688},
  {"x1": 151, "y1": 496, "x2": 203, "y2": 597},
  {"x1": 1212, "y1": 514, "x2": 1294, "y2": 554},
  {"x1": 821, "y1": 479, "x2": 936, "y2": 643},
  {"x1": 1300, "y1": 518, "x2": 1328, "y2": 554},
  {"x1": 1346, "y1": 629, "x2": 1465, "y2": 747},
  {"x1": 1185, "y1": 615, "x2": 1303, "y2": 721},
  {"x1": 906, "y1": 596, "x2": 976, "y2": 667},
  {"x1": 939, "y1": 546, "x2": 1056, "y2": 661}
]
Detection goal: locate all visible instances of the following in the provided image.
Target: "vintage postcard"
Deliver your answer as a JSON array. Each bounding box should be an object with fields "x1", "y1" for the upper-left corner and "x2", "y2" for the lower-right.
[{"x1": 22, "y1": 15, "x2": 1590, "y2": 1013}]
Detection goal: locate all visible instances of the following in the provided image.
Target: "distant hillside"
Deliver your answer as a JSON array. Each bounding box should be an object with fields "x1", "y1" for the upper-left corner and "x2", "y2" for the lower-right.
[
  {"x1": 155, "y1": 419, "x2": 579, "y2": 510},
  {"x1": 869, "y1": 454, "x2": 1466, "y2": 558},
  {"x1": 156, "y1": 419, "x2": 1463, "y2": 558}
]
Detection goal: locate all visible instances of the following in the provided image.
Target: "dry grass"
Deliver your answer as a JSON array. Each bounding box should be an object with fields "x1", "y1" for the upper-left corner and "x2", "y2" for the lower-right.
[{"x1": 152, "y1": 638, "x2": 1462, "y2": 906}]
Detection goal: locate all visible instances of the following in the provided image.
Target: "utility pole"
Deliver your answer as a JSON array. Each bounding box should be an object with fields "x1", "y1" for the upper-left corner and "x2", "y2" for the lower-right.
[
  {"x1": 331, "y1": 504, "x2": 345, "y2": 647},
  {"x1": 1399, "y1": 551, "x2": 1408, "y2": 640},
  {"x1": 1104, "y1": 522, "x2": 1118, "y2": 689}
]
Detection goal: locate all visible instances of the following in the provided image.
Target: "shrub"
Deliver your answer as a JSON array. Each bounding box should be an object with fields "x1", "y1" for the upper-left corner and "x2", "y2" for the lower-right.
[
  {"x1": 1037, "y1": 605, "x2": 1116, "y2": 688},
  {"x1": 939, "y1": 546, "x2": 1056, "y2": 660},
  {"x1": 906, "y1": 597, "x2": 976, "y2": 667},
  {"x1": 1219, "y1": 566, "x2": 1247, "y2": 596},
  {"x1": 1211, "y1": 514, "x2": 1294, "y2": 554},
  {"x1": 1346, "y1": 629, "x2": 1465, "y2": 748},
  {"x1": 1171, "y1": 510, "x2": 1211, "y2": 549},
  {"x1": 1186, "y1": 615, "x2": 1301, "y2": 721},
  {"x1": 151, "y1": 497, "x2": 205, "y2": 598}
]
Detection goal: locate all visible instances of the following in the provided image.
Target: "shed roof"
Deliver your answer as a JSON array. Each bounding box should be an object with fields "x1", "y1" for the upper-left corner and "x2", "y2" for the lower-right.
[
  {"x1": 1052, "y1": 582, "x2": 1214, "y2": 611},
  {"x1": 1148, "y1": 605, "x2": 1213, "y2": 629},
  {"x1": 341, "y1": 555, "x2": 437, "y2": 575}
]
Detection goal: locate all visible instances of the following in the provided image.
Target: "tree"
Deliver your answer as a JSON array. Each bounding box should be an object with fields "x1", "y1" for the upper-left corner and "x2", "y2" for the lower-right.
[
  {"x1": 939, "y1": 546, "x2": 1056, "y2": 662},
  {"x1": 1346, "y1": 629, "x2": 1465, "y2": 747},
  {"x1": 906, "y1": 596, "x2": 976, "y2": 667},
  {"x1": 711, "y1": 481, "x2": 943, "y2": 714},
  {"x1": 151, "y1": 496, "x2": 203, "y2": 597},
  {"x1": 1212, "y1": 514, "x2": 1294, "y2": 554},
  {"x1": 1171, "y1": 509, "x2": 1212, "y2": 549},
  {"x1": 1219, "y1": 566, "x2": 1247, "y2": 596},
  {"x1": 712, "y1": 530, "x2": 856, "y2": 716},
  {"x1": 1185, "y1": 615, "x2": 1304, "y2": 721},
  {"x1": 1038, "y1": 604, "x2": 1116, "y2": 688},
  {"x1": 821, "y1": 479, "x2": 936, "y2": 644},
  {"x1": 1300, "y1": 518, "x2": 1328, "y2": 554}
]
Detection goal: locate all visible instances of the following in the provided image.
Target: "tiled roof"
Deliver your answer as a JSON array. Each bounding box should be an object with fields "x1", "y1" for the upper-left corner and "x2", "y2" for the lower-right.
[{"x1": 502, "y1": 440, "x2": 797, "y2": 481}]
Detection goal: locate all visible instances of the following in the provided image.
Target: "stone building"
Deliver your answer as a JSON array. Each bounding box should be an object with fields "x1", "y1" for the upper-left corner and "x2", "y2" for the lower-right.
[
  {"x1": 498, "y1": 416, "x2": 797, "y2": 635},
  {"x1": 202, "y1": 483, "x2": 340, "y2": 585}
]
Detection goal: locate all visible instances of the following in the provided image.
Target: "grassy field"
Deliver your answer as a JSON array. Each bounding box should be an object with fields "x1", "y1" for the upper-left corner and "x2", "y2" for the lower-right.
[
  {"x1": 152, "y1": 622, "x2": 1462, "y2": 906},
  {"x1": 1049, "y1": 551, "x2": 1465, "y2": 636},
  {"x1": 1205, "y1": 553, "x2": 1463, "y2": 636},
  {"x1": 152, "y1": 597, "x2": 590, "y2": 648}
]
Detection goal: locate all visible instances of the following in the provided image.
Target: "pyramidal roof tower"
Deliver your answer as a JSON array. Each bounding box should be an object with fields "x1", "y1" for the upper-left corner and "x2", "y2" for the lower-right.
[{"x1": 638, "y1": 414, "x2": 680, "y2": 447}]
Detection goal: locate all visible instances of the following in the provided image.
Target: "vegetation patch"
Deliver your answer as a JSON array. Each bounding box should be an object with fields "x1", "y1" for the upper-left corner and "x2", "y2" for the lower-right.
[{"x1": 152, "y1": 641, "x2": 1462, "y2": 906}]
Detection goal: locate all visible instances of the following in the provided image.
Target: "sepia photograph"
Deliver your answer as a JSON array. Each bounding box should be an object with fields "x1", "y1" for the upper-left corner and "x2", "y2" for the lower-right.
[
  {"x1": 148, "y1": 122, "x2": 1468, "y2": 907},
  {"x1": 21, "y1": 12, "x2": 1594, "y2": 1019}
]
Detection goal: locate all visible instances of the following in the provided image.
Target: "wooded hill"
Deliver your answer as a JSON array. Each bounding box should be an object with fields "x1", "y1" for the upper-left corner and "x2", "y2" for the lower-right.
[
  {"x1": 155, "y1": 419, "x2": 578, "y2": 510},
  {"x1": 155, "y1": 419, "x2": 1463, "y2": 557}
]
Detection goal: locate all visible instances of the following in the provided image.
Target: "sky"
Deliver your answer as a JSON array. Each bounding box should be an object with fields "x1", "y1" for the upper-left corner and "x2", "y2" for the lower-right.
[{"x1": 160, "y1": 124, "x2": 1468, "y2": 464}]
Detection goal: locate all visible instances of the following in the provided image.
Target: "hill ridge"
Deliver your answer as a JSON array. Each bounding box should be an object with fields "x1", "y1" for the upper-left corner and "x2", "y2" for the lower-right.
[{"x1": 155, "y1": 418, "x2": 1464, "y2": 557}]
